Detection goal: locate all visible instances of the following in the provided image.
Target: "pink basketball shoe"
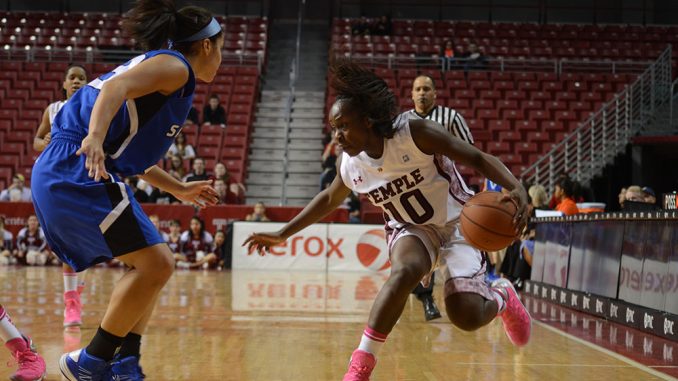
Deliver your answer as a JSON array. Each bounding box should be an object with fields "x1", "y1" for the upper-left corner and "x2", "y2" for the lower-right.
[
  {"x1": 64, "y1": 290, "x2": 82, "y2": 327},
  {"x1": 342, "y1": 349, "x2": 376, "y2": 381},
  {"x1": 6, "y1": 335, "x2": 46, "y2": 381},
  {"x1": 492, "y1": 278, "x2": 531, "y2": 346}
]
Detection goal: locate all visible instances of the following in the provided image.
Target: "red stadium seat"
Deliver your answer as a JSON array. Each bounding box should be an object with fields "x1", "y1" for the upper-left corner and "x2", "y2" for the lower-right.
[{"x1": 223, "y1": 135, "x2": 247, "y2": 148}]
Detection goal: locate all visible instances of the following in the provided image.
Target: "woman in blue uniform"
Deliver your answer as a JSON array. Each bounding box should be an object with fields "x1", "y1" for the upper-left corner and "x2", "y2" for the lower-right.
[{"x1": 31, "y1": 1, "x2": 222, "y2": 380}]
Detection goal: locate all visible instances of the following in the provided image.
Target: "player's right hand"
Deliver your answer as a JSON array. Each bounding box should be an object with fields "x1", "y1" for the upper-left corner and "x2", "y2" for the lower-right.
[
  {"x1": 243, "y1": 232, "x2": 286, "y2": 256},
  {"x1": 43, "y1": 132, "x2": 51, "y2": 145},
  {"x1": 77, "y1": 135, "x2": 109, "y2": 182}
]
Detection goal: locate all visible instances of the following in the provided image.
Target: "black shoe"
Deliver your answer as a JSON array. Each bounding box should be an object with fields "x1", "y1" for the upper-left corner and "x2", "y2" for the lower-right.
[{"x1": 422, "y1": 296, "x2": 442, "y2": 321}]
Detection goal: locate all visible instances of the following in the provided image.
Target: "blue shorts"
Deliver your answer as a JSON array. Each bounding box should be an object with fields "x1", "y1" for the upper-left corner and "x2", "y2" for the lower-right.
[{"x1": 31, "y1": 133, "x2": 164, "y2": 272}]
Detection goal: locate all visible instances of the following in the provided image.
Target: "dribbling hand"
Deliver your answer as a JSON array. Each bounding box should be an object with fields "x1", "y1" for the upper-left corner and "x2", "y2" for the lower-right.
[
  {"x1": 502, "y1": 188, "x2": 529, "y2": 236},
  {"x1": 243, "y1": 233, "x2": 286, "y2": 256},
  {"x1": 76, "y1": 135, "x2": 109, "y2": 182}
]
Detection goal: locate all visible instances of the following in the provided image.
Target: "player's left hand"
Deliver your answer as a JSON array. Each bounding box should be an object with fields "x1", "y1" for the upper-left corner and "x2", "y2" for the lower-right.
[
  {"x1": 77, "y1": 135, "x2": 109, "y2": 182},
  {"x1": 243, "y1": 232, "x2": 286, "y2": 256},
  {"x1": 503, "y1": 187, "x2": 529, "y2": 236},
  {"x1": 175, "y1": 180, "x2": 219, "y2": 208}
]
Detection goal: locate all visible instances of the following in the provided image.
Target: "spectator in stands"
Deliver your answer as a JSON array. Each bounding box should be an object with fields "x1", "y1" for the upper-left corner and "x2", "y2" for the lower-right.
[
  {"x1": 460, "y1": 42, "x2": 488, "y2": 71},
  {"x1": 0, "y1": 217, "x2": 14, "y2": 266},
  {"x1": 0, "y1": 174, "x2": 31, "y2": 202},
  {"x1": 246, "y1": 202, "x2": 271, "y2": 222},
  {"x1": 34, "y1": 64, "x2": 88, "y2": 152},
  {"x1": 440, "y1": 40, "x2": 456, "y2": 69},
  {"x1": 372, "y1": 15, "x2": 391, "y2": 36},
  {"x1": 184, "y1": 157, "x2": 211, "y2": 182},
  {"x1": 186, "y1": 106, "x2": 200, "y2": 125},
  {"x1": 528, "y1": 185, "x2": 549, "y2": 210},
  {"x1": 149, "y1": 215, "x2": 169, "y2": 242},
  {"x1": 320, "y1": 137, "x2": 341, "y2": 190},
  {"x1": 212, "y1": 230, "x2": 229, "y2": 270},
  {"x1": 404, "y1": 74, "x2": 474, "y2": 322},
  {"x1": 166, "y1": 220, "x2": 182, "y2": 256},
  {"x1": 176, "y1": 217, "x2": 216, "y2": 269},
  {"x1": 624, "y1": 185, "x2": 645, "y2": 203},
  {"x1": 346, "y1": 191, "x2": 362, "y2": 224},
  {"x1": 622, "y1": 185, "x2": 659, "y2": 211},
  {"x1": 548, "y1": 174, "x2": 584, "y2": 209},
  {"x1": 168, "y1": 154, "x2": 186, "y2": 180},
  {"x1": 149, "y1": 184, "x2": 180, "y2": 204},
  {"x1": 351, "y1": 17, "x2": 371, "y2": 36},
  {"x1": 618, "y1": 187, "x2": 627, "y2": 210},
  {"x1": 554, "y1": 177, "x2": 579, "y2": 215},
  {"x1": 124, "y1": 176, "x2": 149, "y2": 203},
  {"x1": 642, "y1": 186, "x2": 657, "y2": 205},
  {"x1": 501, "y1": 223, "x2": 535, "y2": 290},
  {"x1": 17, "y1": 215, "x2": 51, "y2": 266},
  {"x1": 202, "y1": 93, "x2": 226, "y2": 126},
  {"x1": 214, "y1": 179, "x2": 229, "y2": 204},
  {"x1": 166, "y1": 132, "x2": 196, "y2": 161},
  {"x1": 214, "y1": 162, "x2": 245, "y2": 203}
]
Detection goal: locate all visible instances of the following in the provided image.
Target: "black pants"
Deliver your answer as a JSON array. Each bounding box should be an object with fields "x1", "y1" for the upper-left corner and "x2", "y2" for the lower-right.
[{"x1": 412, "y1": 272, "x2": 435, "y2": 298}]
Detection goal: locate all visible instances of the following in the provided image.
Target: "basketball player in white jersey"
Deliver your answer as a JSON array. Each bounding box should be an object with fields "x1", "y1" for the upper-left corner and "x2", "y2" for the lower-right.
[
  {"x1": 403, "y1": 74, "x2": 474, "y2": 321},
  {"x1": 34, "y1": 64, "x2": 88, "y2": 328},
  {"x1": 245, "y1": 61, "x2": 531, "y2": 381}
]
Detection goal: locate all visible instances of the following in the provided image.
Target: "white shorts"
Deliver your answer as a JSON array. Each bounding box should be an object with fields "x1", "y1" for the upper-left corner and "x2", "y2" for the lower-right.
[{"x1": 386, "y1": 220, "x2": 494, "y2": 300}]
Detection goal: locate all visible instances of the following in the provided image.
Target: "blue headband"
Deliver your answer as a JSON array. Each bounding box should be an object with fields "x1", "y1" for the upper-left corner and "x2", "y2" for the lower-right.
[{"x1": 174, "y1": 17, "x2": 221, "y2": 43}]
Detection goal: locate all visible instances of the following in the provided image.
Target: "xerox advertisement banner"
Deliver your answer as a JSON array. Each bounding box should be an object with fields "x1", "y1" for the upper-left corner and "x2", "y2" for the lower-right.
[{"x1": 231, "y1": 222, "x2": 391, "y2": 273}]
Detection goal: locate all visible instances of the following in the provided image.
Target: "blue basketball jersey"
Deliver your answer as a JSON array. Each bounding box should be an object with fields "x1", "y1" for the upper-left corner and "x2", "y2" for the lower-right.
[{"x1": 52, "y1": 49, "x2": 196, "y2": 176}]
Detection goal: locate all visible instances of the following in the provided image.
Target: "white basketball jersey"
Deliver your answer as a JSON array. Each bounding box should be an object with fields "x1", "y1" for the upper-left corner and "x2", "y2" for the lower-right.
[
  {"x1": 47, "y1": 100, "x2": 66, "y2": 124},
  {"x1": 340, "y1": 114, "x2": 474, "y2": 229}
]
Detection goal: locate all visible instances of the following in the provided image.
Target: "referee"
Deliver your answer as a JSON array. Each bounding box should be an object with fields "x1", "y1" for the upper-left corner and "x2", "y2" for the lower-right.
[{"x1": 402, "y1": 74, "x2": 474, "y2": 321}]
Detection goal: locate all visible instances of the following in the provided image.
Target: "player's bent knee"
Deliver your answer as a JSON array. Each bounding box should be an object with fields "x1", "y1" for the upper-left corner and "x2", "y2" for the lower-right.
[
  {"x1": 136, "y1": 246, "x2": 174, "y2": 282},
  {"x1": 444, "y1": 293, "x2": 486, "y2": 331}
]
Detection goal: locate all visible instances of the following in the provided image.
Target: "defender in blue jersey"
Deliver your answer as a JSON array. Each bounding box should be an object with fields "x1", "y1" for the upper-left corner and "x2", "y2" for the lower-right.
[{"x1": 31, "y1": 1, "x2": 223, "y2": 380}]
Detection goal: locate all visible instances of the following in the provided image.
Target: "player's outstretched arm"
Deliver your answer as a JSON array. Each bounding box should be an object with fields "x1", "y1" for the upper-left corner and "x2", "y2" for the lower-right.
[
  {"x1": 140, "y1": 165, "x2": 219, "y2": 208},
  {"x1": 409, "y1": 119, "x2": 529, "y2": 232},
  {"x1": 244, "y1": 159, "x2": 352, "y2": 255}
]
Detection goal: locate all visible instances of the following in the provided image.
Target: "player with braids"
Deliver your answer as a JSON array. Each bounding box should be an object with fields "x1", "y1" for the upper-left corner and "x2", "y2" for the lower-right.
[
  {"x1": 245, "y1": 60, "x2": 532, "y2": 380},
  {"x1": 31, "y1": 0, "x2": 222, "y2": 379}
]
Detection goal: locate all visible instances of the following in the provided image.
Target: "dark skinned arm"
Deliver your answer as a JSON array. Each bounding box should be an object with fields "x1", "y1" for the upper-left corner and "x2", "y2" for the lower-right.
[{"x1": 409, "y1": 118, "x2": 529, "y2": 233}]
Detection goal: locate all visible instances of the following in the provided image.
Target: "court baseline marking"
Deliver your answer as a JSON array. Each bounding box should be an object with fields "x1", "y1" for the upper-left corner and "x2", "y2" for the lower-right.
[{"x1": 534, "y1": 319, "x2": 677, "y2": 381}]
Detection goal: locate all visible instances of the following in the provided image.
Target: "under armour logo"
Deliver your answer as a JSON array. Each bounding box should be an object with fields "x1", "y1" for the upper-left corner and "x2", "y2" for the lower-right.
[
  {"x1": 353, "y1": 176, "x2": 363, "y2": 185},
  {"x1": 402, "y1": 155, "x2": 410, "y2": 162}
]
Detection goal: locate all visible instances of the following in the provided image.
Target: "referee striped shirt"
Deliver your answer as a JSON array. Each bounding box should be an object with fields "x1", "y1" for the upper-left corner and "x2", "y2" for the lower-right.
[{"x1": 404, "y1": 105, "x2": 474, "y2": 145}]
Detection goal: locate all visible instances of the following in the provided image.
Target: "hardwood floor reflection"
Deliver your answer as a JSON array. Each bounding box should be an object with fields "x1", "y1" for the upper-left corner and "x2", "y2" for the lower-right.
[{"x1": 0, "y1": 267, "x2": 672, "y2": 380}]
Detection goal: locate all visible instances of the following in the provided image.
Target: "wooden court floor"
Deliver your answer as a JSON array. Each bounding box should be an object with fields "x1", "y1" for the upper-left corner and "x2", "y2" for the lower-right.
[{"x1": 0, "y1": 266, "x2": 674, "y2": 381}]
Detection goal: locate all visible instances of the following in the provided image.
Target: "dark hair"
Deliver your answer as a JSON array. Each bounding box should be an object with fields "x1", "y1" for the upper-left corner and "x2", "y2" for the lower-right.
[
  {"x1": 209, "y1": 93, "x2": 219, "y2": 100},
  {"x1": 62, "y1": 64, "x2": 87, "y2": 99},
  {"x1": 122, "y1": 0, "x2": 222, "y2": 54},
  {"x1": 189, "y1": 216, "x2": 205, "y2": 238},
  {"x1": 557, "y1": 177, "x2": 575, "y2": 198},
  {"x1": 330, "y1": 60, "x2": 398, "y2": 138}
]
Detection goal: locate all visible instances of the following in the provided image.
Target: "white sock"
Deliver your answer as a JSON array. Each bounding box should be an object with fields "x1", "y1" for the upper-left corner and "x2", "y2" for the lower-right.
[
  {"x1": 64, "y1": 272, "x2": 78, "y2": 293},
  {"x1": 0, "y1": 309, "x2": 22, "y2": 343},
  {"x1": 357, "y1": 327, "x2": 387, "y2": 355},
  {"x1": 491, "y1": 288, "x2": 507, "y2": 314}
]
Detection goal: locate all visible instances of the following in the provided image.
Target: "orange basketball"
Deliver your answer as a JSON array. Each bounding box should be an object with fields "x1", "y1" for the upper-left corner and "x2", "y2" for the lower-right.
[{"x1": 460, "y1": 191, "x2": 518, "y2": 251}]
